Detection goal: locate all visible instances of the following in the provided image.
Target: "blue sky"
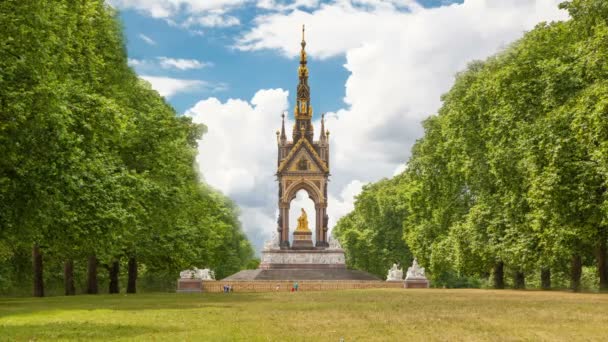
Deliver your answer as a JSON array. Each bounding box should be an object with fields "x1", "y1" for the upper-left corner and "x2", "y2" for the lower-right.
[
  {"x1": 119, "y1": 0, "x2": 464, "y2": 115},
  {"x1": 121, "y1": 6, "x2": 346, "y2": 115},
  {"x1": 111, "y1": 0, "x2": 567, "y2": 254}
]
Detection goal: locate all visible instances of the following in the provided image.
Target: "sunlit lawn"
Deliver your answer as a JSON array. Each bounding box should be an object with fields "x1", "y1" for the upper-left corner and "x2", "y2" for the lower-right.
[{"x1": 0, "y1": 289, "x2": 607, "y2": 341}]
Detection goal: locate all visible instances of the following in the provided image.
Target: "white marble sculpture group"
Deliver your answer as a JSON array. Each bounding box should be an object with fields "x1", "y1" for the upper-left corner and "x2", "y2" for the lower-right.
[
  {"x1": 328, "y1": 236, "x2": 343, "y2": 249},
  {"x1": 263, "y1": 232, "x2": 280, "y2": 250},
  {"x1": 386, "y1": 263, "x2": 404, "y2": 281},
  {"x1": 179, "y1": 267, "x2": 215, "y2": 280},
  {"x1": 386, "y1": 258, "x2": 427, "y2": 281},
  {"x1": 406, "y1": 258, "x2": 426, "y2": 279}
]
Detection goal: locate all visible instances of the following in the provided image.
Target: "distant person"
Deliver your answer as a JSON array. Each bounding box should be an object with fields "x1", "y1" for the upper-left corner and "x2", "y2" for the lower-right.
[
  {"x1": 275, "y1": 284, "x2": 280, "y2": 291},
  {"x1": 294, "y1": 281, "x2": 299, "y2": 292}
]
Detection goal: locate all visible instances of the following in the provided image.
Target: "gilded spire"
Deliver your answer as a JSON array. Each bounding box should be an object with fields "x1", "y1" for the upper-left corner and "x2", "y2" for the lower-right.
[
  {"x1": 295, "y1": 24, "x2": 311, "y2": 121},
  {"x1": 297, "y1": 24, "x2": 308, "y2": 84}
]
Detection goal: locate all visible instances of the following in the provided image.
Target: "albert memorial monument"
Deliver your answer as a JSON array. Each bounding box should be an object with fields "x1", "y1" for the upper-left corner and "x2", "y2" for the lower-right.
[{"x1": 224, "y1": 27, "x2": 378, "y2": 281}]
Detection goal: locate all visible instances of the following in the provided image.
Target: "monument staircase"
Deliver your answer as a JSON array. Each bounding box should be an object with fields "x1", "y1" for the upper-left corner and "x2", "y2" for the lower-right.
[{"x1": 223, "y1": 268, "x2": 379, "y2": 281}]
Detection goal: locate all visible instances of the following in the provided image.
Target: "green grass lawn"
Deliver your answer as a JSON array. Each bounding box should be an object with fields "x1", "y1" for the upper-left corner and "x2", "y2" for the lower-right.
[{"x1": 0, "y1": 289, "x2": 607, "y2": 341}]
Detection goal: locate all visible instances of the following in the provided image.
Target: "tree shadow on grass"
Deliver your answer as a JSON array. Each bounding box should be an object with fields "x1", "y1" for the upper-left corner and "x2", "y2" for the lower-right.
[
  {"x1": 0, "y1": 292, "x2": 272, "y2": 318},
  {"x1": 1, "y1": 322, "x2": 179, "y2": 341}
]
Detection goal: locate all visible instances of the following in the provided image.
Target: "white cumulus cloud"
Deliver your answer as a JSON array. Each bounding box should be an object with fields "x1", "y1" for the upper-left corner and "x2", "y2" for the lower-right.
[
  {"x1": 257, "y1": 0, "x2": 321, "y2": 11},
  {"x1": 108, "y1": 0, "x2": 246, "y2": 18},
  {"x1": 129, "y1": 57, "x2": 212, "y2": 71},
  {"x1": 138, "y1": 33, "x2": 157, "y2": 45},
  {"x1": 140, "y1": 76, "x2": 206, "y2": 98},
  {"x1": 183, "y1": 13, "x2": 241, "y2": 27},
  {"x1": 108, "y1": 0, "x2": 246, "y2": 30},
  {"x1": 186, "y1": 89, "x2": 290, "y2": 252},
  {"x1": 158, "y1": 57, "x2": 212, "y2": 70}
]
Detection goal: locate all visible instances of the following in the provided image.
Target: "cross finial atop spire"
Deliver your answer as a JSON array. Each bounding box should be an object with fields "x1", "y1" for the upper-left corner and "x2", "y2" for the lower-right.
[{"x1": 299, "y1": 24, "x2": 307, "y2": 66}]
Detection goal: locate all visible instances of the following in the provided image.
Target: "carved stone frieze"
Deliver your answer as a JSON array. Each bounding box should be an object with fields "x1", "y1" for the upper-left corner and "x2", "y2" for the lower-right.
[{"x1": 261, "y1": 250, "x2": 345, "y2": 265}]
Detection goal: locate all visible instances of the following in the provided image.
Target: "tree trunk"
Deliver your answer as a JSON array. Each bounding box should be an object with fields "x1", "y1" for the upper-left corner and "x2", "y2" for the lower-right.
[
  {"x1": 492, "y1": 261, "x2": 504, "y2": 289},
  {"x1": 540, "y1": 267, "x2": 551, "y2": 290},
  {"x1": 597, "y1": 238, "x2": 608, "y2": 292},
  {"x1": 514, "y1": 271, "x2": 525, "y2": 289},
  {"x1": 570, "y1": 255, "x2": 582, "y2": 292},
  {"x1": 87, "y1": 255, "x2": 98, "y2": 294},
  {"x1": 64, "y1": 259, "x2": 75, "y2": 296},
  {"x1": 109, "y1": 260, "x2": 119, "y2": 294},
  {"x1": 127, "y1": 256, "x2": 137, "y2": 294},
  {"x1": 32, "y1": 244, "x2": 44, "y2": 297}
]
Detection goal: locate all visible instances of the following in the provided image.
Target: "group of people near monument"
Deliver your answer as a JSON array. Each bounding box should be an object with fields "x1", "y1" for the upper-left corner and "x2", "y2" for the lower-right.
[{"x1": 273, "y1": 282, "x2": 299, "y2": 292}]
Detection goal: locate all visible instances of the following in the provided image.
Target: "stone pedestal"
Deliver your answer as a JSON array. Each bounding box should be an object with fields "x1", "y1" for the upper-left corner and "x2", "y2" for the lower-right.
[
  {"x1": 291, "y1": 230, "x2": 314, "y2": 249},
  {"x1": 260, "y1": 248, "x2": 345, "y2": 270},
  {"x1": 224, "y1": 237, "x2": 380, "y2": 280},
  {"x1": 177, "y1": 279, "x2": 203, "y2": 293},
  {"x1": 404, "y1": 278, "x2": 429, "y2": 288},
  {"x1": 404, "y1": 258, "x2": 429, "y2": 288}
]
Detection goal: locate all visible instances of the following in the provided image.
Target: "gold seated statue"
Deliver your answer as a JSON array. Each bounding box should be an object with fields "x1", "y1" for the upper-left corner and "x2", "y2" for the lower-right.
[
  {"x1": 295, "y1": 208, "x2": 311, "y2": 232},
  {"x1": 292, "y1": 208, "x2": 313, "y2": 248}
]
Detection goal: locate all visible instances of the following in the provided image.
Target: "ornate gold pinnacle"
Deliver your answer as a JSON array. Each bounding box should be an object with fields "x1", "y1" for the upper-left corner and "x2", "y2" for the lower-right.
[{"x1": 295, "y1": 24, "x2": 311, "y2": 120}]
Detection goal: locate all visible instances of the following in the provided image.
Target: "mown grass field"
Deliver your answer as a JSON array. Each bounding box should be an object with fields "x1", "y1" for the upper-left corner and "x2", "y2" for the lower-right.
[{"x1": 0, "y1": 289, "x2": 607, "y2": 341}]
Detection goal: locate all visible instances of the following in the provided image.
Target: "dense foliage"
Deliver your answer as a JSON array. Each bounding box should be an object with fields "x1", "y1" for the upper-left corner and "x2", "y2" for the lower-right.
[
  {"x1": 0, "y1": 0, "x2": 253, "y2": 296},
  {"x1": 335, "y1": 0, "x2": 608, "y2": 291},
  {"x1": 333, "y1": 175, "x2": 411, "y2": 279}
]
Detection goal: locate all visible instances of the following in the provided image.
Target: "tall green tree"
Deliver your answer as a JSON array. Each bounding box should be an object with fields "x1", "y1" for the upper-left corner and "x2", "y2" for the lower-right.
[
  {"x1": 336, "y1": 0, "x2": 608, "y2": 291},
  {"x1": 334, "y1": 174, "x2": 411, "y2": 279},
  {"x1": 0, "y1": 0, "x2": 253, "y2": 296}
]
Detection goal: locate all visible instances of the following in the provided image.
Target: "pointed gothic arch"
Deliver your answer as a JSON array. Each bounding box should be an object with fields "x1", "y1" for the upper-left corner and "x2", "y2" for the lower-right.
[{"x1": 283, "y1": 179, "x2": 323, "y2": 204}]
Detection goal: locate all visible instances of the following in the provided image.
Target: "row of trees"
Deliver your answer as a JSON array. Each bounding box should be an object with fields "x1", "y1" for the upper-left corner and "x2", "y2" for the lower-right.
[
  {"x1": 335, "y1": 0, "x2": 608, "y2": 291},
  {"x1": 0, "y1": 1, "x2": 253, "y2": 296}
]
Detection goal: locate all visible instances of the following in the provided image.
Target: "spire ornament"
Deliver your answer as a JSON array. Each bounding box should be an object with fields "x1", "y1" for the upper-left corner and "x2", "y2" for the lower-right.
[
  {"x1": 280, "y1": 112, "x2": 287, "y2": 143},
  {"x1": 300, "y1": 25, "x2": 307, "y2": 70},
  {"x1": 320, "y1": 113, "x2": 326, "y2": 141},
  {"x1": 295, "y1": 24, "x2": 311, "y2": 121}
]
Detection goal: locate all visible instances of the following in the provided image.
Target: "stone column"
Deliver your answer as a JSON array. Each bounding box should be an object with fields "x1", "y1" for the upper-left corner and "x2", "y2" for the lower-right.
[
  {"x1": 279, "y1": 205, "x2": 290, "y2": 248},
  {"x1": 315, "y1": 205, "x2": 328, "y2": 247},
  {"x1": 322, "y1": 205, "x2": 329, "y2": 246},
  {"x1": 315, "y1": 205, "x2": 322, "y2": 246}
]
